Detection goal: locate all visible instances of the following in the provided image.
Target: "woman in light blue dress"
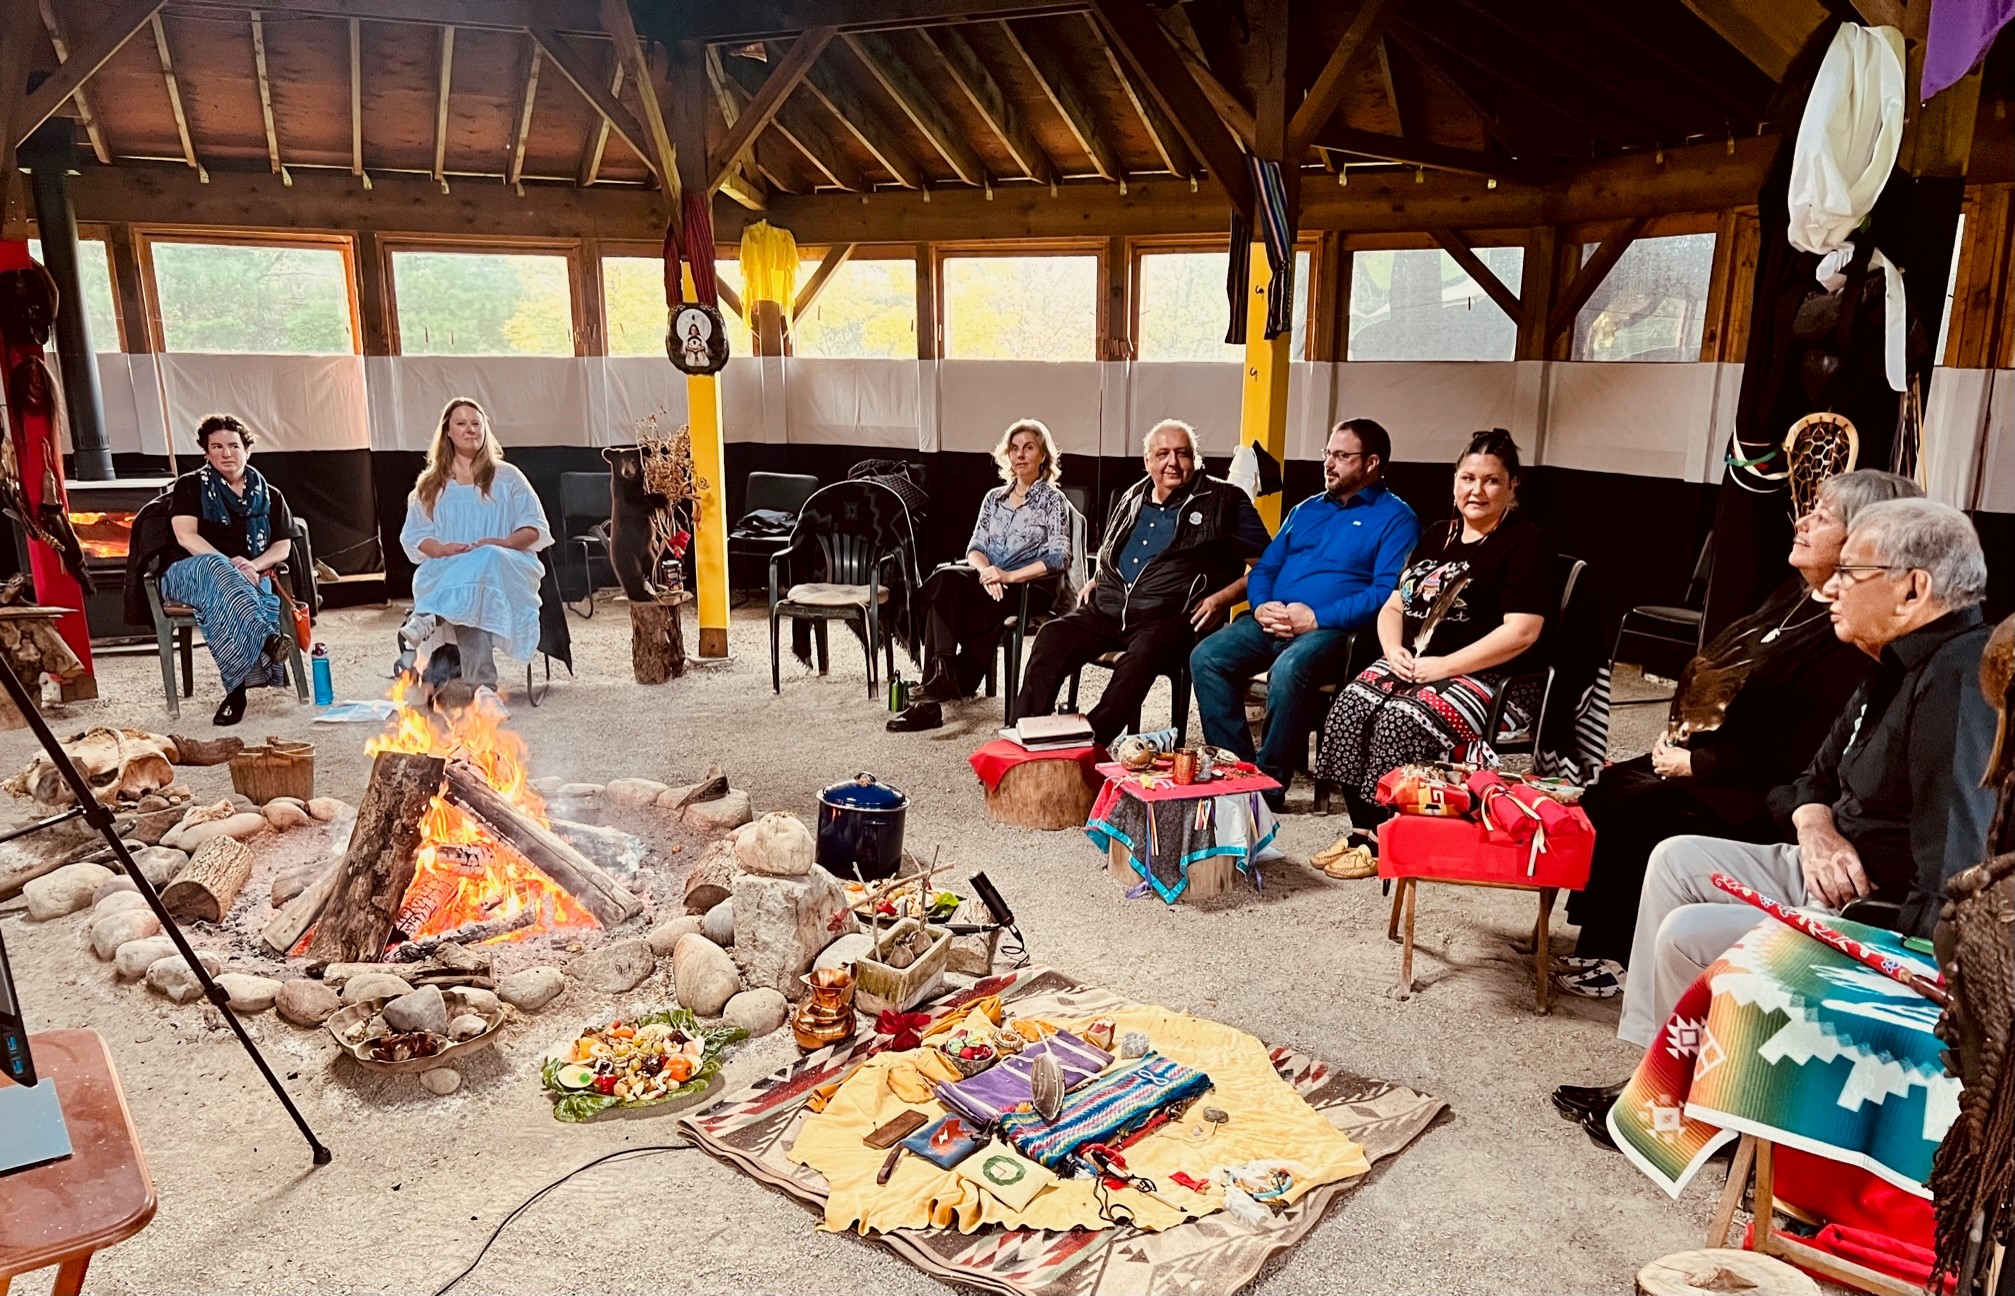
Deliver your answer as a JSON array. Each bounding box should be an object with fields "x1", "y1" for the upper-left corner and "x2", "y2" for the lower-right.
[{"x1": 398, "y1": 398, "x2": 552, "y2": 687}]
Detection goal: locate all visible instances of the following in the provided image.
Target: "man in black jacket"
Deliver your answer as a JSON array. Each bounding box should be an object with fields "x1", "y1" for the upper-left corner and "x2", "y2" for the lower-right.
[
  {"x1": 1015, "y1": 420, "x2": 1271, "y2": 744},
  {"x1": 1556, "y1": 499, "x2": 1997, "y2": 1139}
]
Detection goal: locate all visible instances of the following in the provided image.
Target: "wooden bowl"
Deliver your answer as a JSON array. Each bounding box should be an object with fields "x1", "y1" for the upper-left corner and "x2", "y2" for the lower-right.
[{"x1": 325, "y1": 987, "x2": 507, "y2": 1074}]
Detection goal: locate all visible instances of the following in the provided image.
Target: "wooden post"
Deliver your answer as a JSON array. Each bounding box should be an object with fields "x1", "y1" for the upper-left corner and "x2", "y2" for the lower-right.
[
  {"x1": 915, "y1": 241, "x2": 937, "y2": 360},
  {"x1": 629, "y1": 594, "x2": 688, "y2": 683},
  {"x1": 1239, "y1": 247, "x2": 1292, "y2": 531},
  {"x1": 1514, "y1": 226, "x2": 1560, "y2": 361},
  {"x1": 306, "y1": 751, "x2": 445, "y2": 963},
  {"x1": 1097, "y1": 234, "x2": 1129, "y2": 360},
  {"x1": 439, "y1": 759, "x2": 645, "y2": 927}
]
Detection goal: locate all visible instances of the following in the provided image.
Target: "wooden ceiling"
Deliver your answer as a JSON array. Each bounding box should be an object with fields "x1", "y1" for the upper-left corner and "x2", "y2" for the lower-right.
[{"x1": 17, "y1": 0, "x2": 1788, "y2": 215}]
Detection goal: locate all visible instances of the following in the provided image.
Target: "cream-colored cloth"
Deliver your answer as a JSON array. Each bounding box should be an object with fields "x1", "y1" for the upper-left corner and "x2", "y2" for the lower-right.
[{"x1": 788, "y1": 1004, "x2": 1370, "y2": 1235}]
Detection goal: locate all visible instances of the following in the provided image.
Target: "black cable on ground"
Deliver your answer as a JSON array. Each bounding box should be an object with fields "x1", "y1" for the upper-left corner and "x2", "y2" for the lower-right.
[{"x1": 431, "y1": 1143, "x2": 689, "y2": 1296}]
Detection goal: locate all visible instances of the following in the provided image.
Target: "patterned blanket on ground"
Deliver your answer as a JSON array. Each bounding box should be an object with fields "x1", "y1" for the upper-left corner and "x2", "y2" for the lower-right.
[
  {"x1": 679, "y1": 967, "x2": 1446, "y2": 1296},
  {"x1": 1608, "y1": 915, "x2": 1959, "y2": 1200}
]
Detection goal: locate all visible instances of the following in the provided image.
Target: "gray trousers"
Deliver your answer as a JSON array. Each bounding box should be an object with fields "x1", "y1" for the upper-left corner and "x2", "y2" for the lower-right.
[
  {"x1": 450, "y1": 625, "x2": 499, "y2": 687},
  {"x1": 1615, "y1": 835, "x2": 1817, "y2": 1048}
]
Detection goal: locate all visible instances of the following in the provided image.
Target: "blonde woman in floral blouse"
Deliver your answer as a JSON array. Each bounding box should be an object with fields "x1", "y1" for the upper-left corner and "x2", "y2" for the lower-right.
[{"x1": 888, "y1": 419, "x2": 1073, "y2": 733}]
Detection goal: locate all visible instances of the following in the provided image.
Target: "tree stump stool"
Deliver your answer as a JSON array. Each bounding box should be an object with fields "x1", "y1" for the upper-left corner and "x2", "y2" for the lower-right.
[
  {"x1": 629, "y1": 592, "x2": 692, "y2": 684},
  {"x1": 984, "y1": 754, "x2": 1100, "y2": 829}
]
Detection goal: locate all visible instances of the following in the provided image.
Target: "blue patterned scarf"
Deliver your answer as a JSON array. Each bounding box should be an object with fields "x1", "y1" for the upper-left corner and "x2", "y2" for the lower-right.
[{"x1": 199, "y1": 463, "x2": 271, "y2": 556}]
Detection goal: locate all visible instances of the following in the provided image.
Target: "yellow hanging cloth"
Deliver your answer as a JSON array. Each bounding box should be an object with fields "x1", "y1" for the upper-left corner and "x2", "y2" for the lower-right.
[{"x1": 737, "y1": 221, "x2": 800, "y2": 325}]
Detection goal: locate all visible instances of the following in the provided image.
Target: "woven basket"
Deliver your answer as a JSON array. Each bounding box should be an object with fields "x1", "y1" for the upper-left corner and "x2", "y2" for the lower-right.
[{"x1": 229, "y1": 737, "x2": 315, "y2": 804}]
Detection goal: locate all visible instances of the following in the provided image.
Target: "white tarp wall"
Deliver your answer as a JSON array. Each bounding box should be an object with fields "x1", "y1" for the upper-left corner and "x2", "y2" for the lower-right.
[{"x1": 80, "y1": 352, "x2": 2015, "y2": 508}]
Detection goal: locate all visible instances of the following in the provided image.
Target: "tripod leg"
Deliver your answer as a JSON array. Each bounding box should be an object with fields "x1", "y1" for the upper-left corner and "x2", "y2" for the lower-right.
[{"x1": 0, "y1": 655, "x2": 332, "y2": 1167}]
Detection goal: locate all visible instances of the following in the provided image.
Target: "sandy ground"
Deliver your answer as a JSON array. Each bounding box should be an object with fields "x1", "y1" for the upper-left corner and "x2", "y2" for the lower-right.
[{"x1": 0, "y1": 600, "x2": 1711, "y2": 1296}]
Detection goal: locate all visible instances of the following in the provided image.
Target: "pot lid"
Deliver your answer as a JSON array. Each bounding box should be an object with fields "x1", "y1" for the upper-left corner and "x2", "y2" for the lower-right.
[{"x1": 819, "y1": 770, "x2": 908, "y2": 812}]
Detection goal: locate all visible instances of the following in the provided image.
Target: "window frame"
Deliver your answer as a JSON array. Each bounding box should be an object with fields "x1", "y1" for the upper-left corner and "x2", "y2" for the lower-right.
[
  {"x1": 1126, "y1": 234, "x2": 1322, "y2": 362},
  {"x1": 28, "y1": 221, "x2": 126, "y2": 352},
  {"x1": 135, "y1": 229, "x2": 362, "y2": 356},
  {"x1": 1340, "y1": 232, "x2": 1529, "y2": 363},
  {"x1": 381, "y1": 235, "x2": 587, "y2": 358},
  {"x1": 1560, "y1": 219, "x2": 1722, "y2": 365}
]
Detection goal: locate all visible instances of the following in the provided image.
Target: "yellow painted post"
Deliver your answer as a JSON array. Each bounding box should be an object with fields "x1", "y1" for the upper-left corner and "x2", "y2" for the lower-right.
[
  {"x1": 1238, "y1": 243, "x2": 1292, "y2": 531},
  {"x1": 684, "y1": 266, "x2": 730, "y2": 658}
]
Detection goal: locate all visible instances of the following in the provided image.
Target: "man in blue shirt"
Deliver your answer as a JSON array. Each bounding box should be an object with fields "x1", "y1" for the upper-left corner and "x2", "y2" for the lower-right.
[{"x1": 1190, "y1": 418, "x2": 1420, "y2": 804}]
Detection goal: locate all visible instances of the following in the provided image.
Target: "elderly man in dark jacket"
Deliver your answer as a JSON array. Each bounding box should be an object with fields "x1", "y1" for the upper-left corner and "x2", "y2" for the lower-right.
[
  {"x1": 1555, "y1": 498, "x2": 1997, "y2": 1140},
  {"x1": 1014, "y1": 419, "x2": 1270, "y2": 744}
]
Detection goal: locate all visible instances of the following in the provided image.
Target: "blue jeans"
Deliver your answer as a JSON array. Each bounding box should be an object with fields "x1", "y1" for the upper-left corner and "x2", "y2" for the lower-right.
[{"x1": 1189, "y1": 615, "x2": 1356, "y2": 794}]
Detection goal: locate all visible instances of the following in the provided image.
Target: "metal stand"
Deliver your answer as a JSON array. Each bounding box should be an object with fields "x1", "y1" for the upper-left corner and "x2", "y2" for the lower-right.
[{"x1": 0, "y1": 654, "x2": 331, "y2": 1166}]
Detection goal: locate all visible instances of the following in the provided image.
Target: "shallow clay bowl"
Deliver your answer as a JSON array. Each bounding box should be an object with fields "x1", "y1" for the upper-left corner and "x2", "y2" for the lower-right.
[{"x1": 326, "y1": 988, "x2": 508, "y2": 1074}]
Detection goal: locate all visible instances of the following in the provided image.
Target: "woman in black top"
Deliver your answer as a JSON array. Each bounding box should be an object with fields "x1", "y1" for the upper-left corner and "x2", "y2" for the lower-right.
[
  {"x1": 1554, "y1": 468, "x2": 1921, "y2": 997},
  {"x1": 161, "y1": 414, "x2": 297, "y2": 726},
  {"x1": 1313, "y1": 429, "x2": 1552, "y2": 828}
]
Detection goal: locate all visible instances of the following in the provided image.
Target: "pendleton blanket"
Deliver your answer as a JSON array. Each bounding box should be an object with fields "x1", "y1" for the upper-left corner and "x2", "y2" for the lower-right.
[
  {"x1": 679, "y1": 967, "x2": 1446, "y2": 1296},
  {"x1": 1607, "y1": 914, "x2": 1959, "y2": 1199}
]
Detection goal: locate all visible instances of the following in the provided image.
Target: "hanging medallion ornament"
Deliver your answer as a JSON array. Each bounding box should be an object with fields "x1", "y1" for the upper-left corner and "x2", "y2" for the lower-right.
[{"x1": 664, "y1": 192, "x2": 728, "y2": 376}]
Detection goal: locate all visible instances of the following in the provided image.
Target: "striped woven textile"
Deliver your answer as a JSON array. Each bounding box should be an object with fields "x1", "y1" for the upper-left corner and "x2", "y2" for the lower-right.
[{"x1": 998, "y1": 1052, "x2": 1212, "y2": 1172}]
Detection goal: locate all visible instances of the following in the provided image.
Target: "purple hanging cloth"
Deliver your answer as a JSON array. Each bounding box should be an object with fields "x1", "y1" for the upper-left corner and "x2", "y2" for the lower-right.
[{"x1": 1923, "y1": 0, "x2": 2015, "y2": 100}]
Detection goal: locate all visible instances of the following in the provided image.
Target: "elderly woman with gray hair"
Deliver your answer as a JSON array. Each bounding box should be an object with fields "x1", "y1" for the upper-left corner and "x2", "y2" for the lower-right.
[
  {"x1": 1554, "y1": 496, "x2": 1998, "y2": 1142},
  {"x1": 1558, "y1": 469, "x2": 1922, "y2": 998}
]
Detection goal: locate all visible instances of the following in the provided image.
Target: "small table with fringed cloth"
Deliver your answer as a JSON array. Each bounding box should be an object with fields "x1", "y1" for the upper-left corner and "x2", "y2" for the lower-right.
[{"x1": 1085, "y1": 762, "x2": 1282, "y2": 903}]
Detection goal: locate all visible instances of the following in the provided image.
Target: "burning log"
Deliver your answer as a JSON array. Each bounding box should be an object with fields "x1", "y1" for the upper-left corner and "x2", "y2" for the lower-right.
[
  {"x1": 440, "y1": 760, "x2": 644, "y2": 928},
  {"x1": 307, "y1": 751, "x2": 446, "y2": 964},
  {"x1": 162, "y1": 835, "x2": 255, "y2": 923},
  {"x1": 262, "y1": 862, "x2": 338, "y2": 956},
  {"x1": 393, "y1": 872, "x2": 462, "y2": 941},
  {"x1": 390, "y1": 911, "x2": 537, "y2": 961},
  {"x1": 551, "y1": 817, "x2": 646, "y2": 876}
]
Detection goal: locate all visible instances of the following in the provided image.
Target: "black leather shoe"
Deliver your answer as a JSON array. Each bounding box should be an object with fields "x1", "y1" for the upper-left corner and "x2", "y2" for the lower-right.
[
  {"x1": 885, "y1": 701, "x2": 943, "y2": 733},
  {"x1": 1579, "y1": 1107, "x2": 1619, "y2": 1152},
  {"x1": 213, "y1": 684, "x2": 248, "y2": 727},
  {"x1": 1551, "y1": 1080, "x2": 1626, "y2": 1123}
]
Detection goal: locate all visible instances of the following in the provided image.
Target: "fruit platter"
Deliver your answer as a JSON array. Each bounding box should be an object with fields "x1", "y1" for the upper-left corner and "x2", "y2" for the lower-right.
[{"x1": 539, "y1": 1007, "x2": 746, "y2": 1122}]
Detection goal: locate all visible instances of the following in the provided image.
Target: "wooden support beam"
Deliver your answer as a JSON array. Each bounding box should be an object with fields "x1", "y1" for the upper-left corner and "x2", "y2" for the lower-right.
[
  {"x1": 508, "y1": 42, "x2": 543, "y2": 185},
  {"x1": 431, "y1": 25, "x2": 455, "y2": 183},
  {"x1": 169, "y1": 0, "x2": 606, "y2": 34},
  {"x1": 1000, "y1": 18, "x2": 1121, "y2": 182},
  {"x1": 1287, "y1": 0, "x2": 1403, "y2": 158},
  {"x1": 532, "y1": 27, "x2": 659, "y2": 183},
  {"x1": 789, "y1": 40, "x2": 927, "y2": 188},
  {"x1": 573, "y1": 235, "x2": 604, "y2": 354},
  {"x1": 106, "y1": 224, "x2": 152, "y2": 354},
  {"x1": 843, "y1": 31, "x2": 988, "y2": 186},
  {"x1": 1089, "y1": 0, "x2": 1255, "y2": 218},
  {"x1": 707, "y1": 30, "x2": 835, "y2": 193},
  {"x1": 719, "y1": 51, "x2": 863, "y2": 192},
  {"x1": 1097, "y1": 232, "x2": 1129, "y2": 359},
  {"x1": 353, "y1": 229, "x2": 393, "y2": 355},
  {"x1": 37, "y1": 0, "x2": 111, "y2": 165},
  {"x1": 1375, "y1": 37, "x2": 1403, "y2": 137},
  {"x1": 1429, "y1": 227, "x2": 1522, "y2": 321},
  {"x1": 716, "y1": 278, "x2": 744, "y2": 319},
  {"x1": 250, "y1": 11, "x2": 281, "y2": 175},
  {"x1": 597, "y1": 0, "x2": 676, "y2": 195},
  {"x1": 915, "y1": 241, "x2": 938, "y2": 358},
  {"x1": 15, "y1": 0, "x2": 162, "y2": 147},
  {"x1": 1947, "y1": 187, "x2": 2010, "y2": 369},
  {"x1": 793, "y1": 243, "x2": 855, "y2": 316},
  {"x1": 348, "y1": 17, "x2": 363, "y2": 176},
  {"x1": 1085, "y1": 14, "x2": 1193, "y2": 179},
  {"x1": 1548, "y1": 216, "x2": 1646, "y2": 341},
  {"x1": 922, "y1": 25, "x2": 1054, "y2": 185},
  {"x1": 149, "y1": 12, "x2": 201, "y2": 172},
  {"x1": 1386, "y1": 28, "x2": 1544, "y2": 158},
  {"x1": 1316, "y1": 126, "x2": 1550, "y2": 183},
  {"x1": 1514, "y1": 225, "x2": 1557, "y2": 360},
  {"x1": 1900, "y1": 56, "x2": 1981, "y2": 179},
  {"x1": 1558, "y1": 0, "x2": 1760, "y2": 120},
  {"x1": 650, "y1": 0, "x2": 1086, "y2": 45},
  {"x1": 699, "y1": 48, "x2": 769, "y2": 206},
  {"x1": 1679, "y1": 0, "x2": 1828, "y2": 82},
  {"x1": 1, "y1": 2, "x2": 38, "y2": 235},
  {"x1": 575, "y1": 50, "x2": 622, "y2": 185},
  {"x1": 1310, "y1": 229, "x2": 1345, "y2": 361}
]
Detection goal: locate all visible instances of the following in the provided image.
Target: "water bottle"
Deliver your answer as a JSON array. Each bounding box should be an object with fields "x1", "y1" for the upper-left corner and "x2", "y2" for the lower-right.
[{"x1": 311, "y1": 642, "x2": 334, "y2": 706}]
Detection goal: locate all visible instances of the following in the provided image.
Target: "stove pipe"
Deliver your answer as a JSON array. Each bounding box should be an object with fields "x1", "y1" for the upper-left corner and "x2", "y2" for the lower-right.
[{"x1": 24, "y1": 127, "x2": 113, "y2": 482}]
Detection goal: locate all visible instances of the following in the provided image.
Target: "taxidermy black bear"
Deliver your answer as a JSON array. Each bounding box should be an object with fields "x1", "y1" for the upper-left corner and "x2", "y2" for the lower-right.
[{"x1": 602, "y1": 445, "x2": 670, "y2": 601}]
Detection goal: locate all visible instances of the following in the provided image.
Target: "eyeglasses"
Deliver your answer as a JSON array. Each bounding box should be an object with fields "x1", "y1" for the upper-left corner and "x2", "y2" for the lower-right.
[
  {"x1": 1831, "y1": 564, "x2": 1902, "y2": 587},
  {"x1": 1323, "y1": 450, "x2": 1367, "y2": 463}
]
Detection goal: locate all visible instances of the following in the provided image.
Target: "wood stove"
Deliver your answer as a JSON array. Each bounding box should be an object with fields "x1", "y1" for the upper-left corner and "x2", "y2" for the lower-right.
[{"x1": 64, "y1": 478, "x2": 171, "y2": 641}]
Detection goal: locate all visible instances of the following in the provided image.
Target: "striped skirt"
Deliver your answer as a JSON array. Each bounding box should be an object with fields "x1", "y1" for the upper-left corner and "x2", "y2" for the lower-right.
[
  {"x1": 1312, "y1": 659, "x2": 1528, "y2": 817},
  {"x1": 162, "y1": 553, "x2": 286, "y2": 693}
]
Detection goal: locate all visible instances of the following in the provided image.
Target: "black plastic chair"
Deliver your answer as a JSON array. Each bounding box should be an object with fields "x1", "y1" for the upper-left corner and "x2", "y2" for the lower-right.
[
  {"x1": 768, "y1": 514, "x2": 903, "y2": 698},
  {"x1": 558, "y1": 471, "x2": 613, "y2": 617},
  {"x1": 730, "y1": 472, "x2": 819, "y2": 595},
  {"x1": 1612, "y1": 533, "x2": 1711, "y2": 685},
  {"x1": 1482, "y1": 554, "x2": 1590, "y2": 757}
]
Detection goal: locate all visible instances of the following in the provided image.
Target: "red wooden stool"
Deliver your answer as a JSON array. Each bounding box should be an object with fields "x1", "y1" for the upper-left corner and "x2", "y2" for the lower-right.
[{"x1": 1377, "y1": 810, "x2": 1595, "y2": 1013}]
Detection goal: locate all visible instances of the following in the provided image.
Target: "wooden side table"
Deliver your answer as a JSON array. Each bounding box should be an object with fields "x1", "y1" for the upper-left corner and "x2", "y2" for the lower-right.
[{"x1": 0, "y1": 1030, "x2": 156, "y2": 1296}]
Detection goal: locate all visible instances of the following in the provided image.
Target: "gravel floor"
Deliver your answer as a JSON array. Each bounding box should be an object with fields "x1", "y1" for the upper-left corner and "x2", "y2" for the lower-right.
[{"x1": 0, "y1": 599, "x2": 1709, "y2": 1296}]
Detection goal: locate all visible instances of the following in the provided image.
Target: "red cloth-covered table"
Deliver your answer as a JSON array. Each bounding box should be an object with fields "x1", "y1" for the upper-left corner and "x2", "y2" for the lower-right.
[{"x1": 1376, "y1": 808, "x2": 1595, "y2": 1013}]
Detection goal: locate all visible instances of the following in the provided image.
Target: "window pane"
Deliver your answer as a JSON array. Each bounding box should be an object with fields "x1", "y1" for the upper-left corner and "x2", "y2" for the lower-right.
[
  {"x1": 1134, "y1": 248, "x2": 1312, "y2": 362},
  {"x1": 943, "y1": 255, "x2": 1096, "y2": 360},
  {"x1": 27, "y1": 238, "x2": 120, "y2": 352},
  {"x1": 392, "y1": 250, "x2": 571, "y2": 356},
  {"x1": 604, "y1": 255, "x2": 669, "y2": 357},
  {"x1": 154, "y1": 241, "x2": 355, "y2": 354},
  {"x1": 1349, "y1": 247, "x2": 1522, "y2": 361},
  {"x1": 796, "y1": 259, "x2": 917, "y2": 358},
  {"x1": 1936, "y1": 212, "x2": 1964, "y2": 366},
  {"x1": 1572, "y1": 232, "x2": 1716, "y2": 362}
]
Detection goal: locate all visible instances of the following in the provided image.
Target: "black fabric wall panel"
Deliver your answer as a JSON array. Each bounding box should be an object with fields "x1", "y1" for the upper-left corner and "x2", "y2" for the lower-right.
[{"x1": 247, "y1": 449, "x2": 380, "y2": 576}]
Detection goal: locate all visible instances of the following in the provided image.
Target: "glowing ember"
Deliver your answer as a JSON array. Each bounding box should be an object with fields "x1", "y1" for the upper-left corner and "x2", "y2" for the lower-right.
[
  {"x1": 68, "y1": 509, "x2": 134, "y2": 560},
  {"x1": 366, "y1": 676, "x2": 597, "y2": 942}
]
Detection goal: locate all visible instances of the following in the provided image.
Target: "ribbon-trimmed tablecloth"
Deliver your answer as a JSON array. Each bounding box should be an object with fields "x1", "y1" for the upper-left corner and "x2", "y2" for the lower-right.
[
  {"x1": 1085, "y1": 765, "x2": 1282, "y2": 903},
  {"x1": 1608, "y1": 914, "x2": 1959, "y2": 1200}
]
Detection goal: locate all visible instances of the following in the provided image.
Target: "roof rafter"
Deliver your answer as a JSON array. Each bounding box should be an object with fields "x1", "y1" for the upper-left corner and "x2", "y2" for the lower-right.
[
  {"x1": 36, "y1": 0, "x2": 111, "y2": 165},
  {"x1": 508, "y1": 40, "x2": 543, "y2": 184},
  {"x1": 576, "y1": 49, "x2": 623, "y2": 185},
  {"x1": 719, "y1": 50, "x2": 864, "y2": 192},
  {"x1": 1448, "y1": 0, "x2": 1695, "y2": 139},
  {"x1": 1678, "y1": 0, "x2": 1827, "y2": 82},
  {"x1": 1315, "y1": 126, "x2": 1552, "y2": 182},
  {"x1": 920, "y1": 25, "x2": 1055, "y2": 185},
  {"x1": 1375, "y1": 37, "x2": 1403, "y2": 136},
  {"x1": 16, "y1": 0, "x2": 163, "y2": 147},
  {"x1": 786, "y1": 39, "x2": 928, "y2": 188},
  {"x1": 999, "y1": 18, "x2": 1122, "y2": 182},
  {"x1": 707, "y1": 29, "x2": 835, "y2": 193},
  {"x1": 842, "y1": 31, "x2": 988, "y2": 187},
  {"x1": 165, "y1": 0, "x2": 605, "y2": 36},
  {"x1": 1084, "y1": 13, "x2": 1193, "y2": 179},
  {"x1": 1286, "y1": 0, "x2": 1404, "y2": 157},
  {"x1": 650, "y1": 0, "x2": 1086, "y2": 45},
  {"x1": 1088, "y1": 0, "x2": 1255, "y2": 217},
  {"x1": 705, "y1": 46, "x2": 788, "y2": 199},
  {"x1": 431, "y1": 24, "x2": 454, "y2": 182},
  {"x1": 250, "y1": 10, "x2": 282, "y2": 175},
  {"x1": 1385, "y1": 28, "x2": 1545, "y2": 158},
  {"x1": 1399, "y1": 21, "x2": 1627, "y2": 148},
  {"x1": 531, "y1": 27, "x2": 660, "y2": 184},
  {"x1": 348, "y1": 16, "x2": 363, "y2": 176},
  {"x1": 149, "y1": 11, "x2": 201, "y2": 172},
  {"x1": 595, "y1": 0, "x2": 676, "y2": 195}
]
